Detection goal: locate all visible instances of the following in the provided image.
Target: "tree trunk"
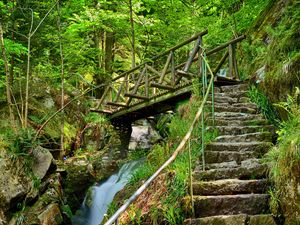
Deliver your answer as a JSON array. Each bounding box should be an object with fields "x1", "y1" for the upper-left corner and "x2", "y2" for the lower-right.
[
  {"x1": 0, "y1": 22, "x2": 16, "y2": 130},
  {"x1": 104, "y1": 31, "x2": 115, "y2": 74},
  {"x1": 129, "y1": 0, "x2": 135, "y2": 69},
  {"x1": 57, "y1": 2, "x2": 65, "y2": 160}
]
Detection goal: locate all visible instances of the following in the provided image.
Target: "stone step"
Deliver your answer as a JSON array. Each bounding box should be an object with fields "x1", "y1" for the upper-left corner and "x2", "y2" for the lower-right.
[
  {"x1": 191, "y1": 194, "x2": 270, "y2": 217},
  {"x1": 219, "y1": 84, "x2": 249, "y2": 93},
  {"x1": 215, "y1": 132, "x2": 273, "y2": 142},
  {"x1": 214, "y1": 106, "x2": 257, "y2": 114},
  {"x1": 208, "y1": 96, "x2": 238, "y2": 104},
  {"x1": 212, "y1": 90, "x2": 248, "y2": 98},
  {"x1": 208, "y1": 96, "x2": 251, "y2": 104},
  {"x1": 183, "y1": 214, "x2": 277, "y2": 225},
  {"x1": 193, "y1": 159, "x2": 268, "y2": 181},
  {"x1": 207, "y1": 118, "x2": 269, "y2": 126},
  {"x1": 204, "y1": 151, "x2": 256, "y2": 164},
  {"x1": 207, "y1": 102, "x2": 257, "y2": 109},
  {"x1": 203, "y1": 161, "x2": 239, "y2": 170},
  {"x1": 206, "y1": 142, "x2": 272, "y2": 153},
  {"x1": 213, "y1": 112, "x2": 263, "y2": 121},
  {"x1": 192, "y1": 179, "x2": 269, "y2": 195},
  {"x1": 207, "y1": 125, "x2": 274, "y2": 135}
]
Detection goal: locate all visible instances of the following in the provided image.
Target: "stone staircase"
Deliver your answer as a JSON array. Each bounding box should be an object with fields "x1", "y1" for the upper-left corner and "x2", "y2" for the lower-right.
[{"x1": 184, "y1": 83, "x2": 277, "y2": 225}]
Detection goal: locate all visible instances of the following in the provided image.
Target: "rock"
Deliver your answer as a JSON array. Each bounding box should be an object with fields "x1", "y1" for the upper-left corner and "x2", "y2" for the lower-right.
[
  {"x1": 214, "y1": 112, "x2": 263, "y2": 121},
  {"x1": 192, "y1": 194, "x2": 270, "y2": 217},
  {"x1": 207, "y1": 125, "x2": 274, "y2": 136},
  {"x1": 204, "y1": 151, "x2": 255, "y2": 164},
  {"x1": 32, "y1": 146, "x2": 54, "y2": 179},
  {"x1": 184, "y1": 214, "x2": 247, "y2": 225},
  {"x1": 0, "y1": 158, "x2": 29, "y2": 213},
  {"x1": 38, "y1": 203, "x2": 63, "y2": 225},
  {"x1": 193, "y1": 179, "x2": 269, "y2": 195},
  {"x1": 248, "y1": 214, "x2": 277, "y2": 225},
  {"x1": 214, "y1": 106, "x2": 257, "y2": 114},
  {"x1": 206, "y1": 142, "x2": 272, "y2": 153},
  {"x1": 129, "y1": 119, "x2": 162, "y2": 150},
  {"x1": 215, "y1": 132, "x2": 272, "y2": 143},
  {"x1": 193, "y1": 162, "x2": 268, "y2": 181}
]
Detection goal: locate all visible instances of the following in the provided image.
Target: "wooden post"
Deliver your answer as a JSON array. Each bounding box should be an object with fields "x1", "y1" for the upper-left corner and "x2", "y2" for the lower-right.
[
  {"x1": 159, "y1": 52, "x2": 172, "y2": 83},
  {"x1": 145, "y1": 70, "x2": 149, "y2": 98},
  {"x1": 232, "y1": 43, "x2": 239, "y2": 80},
  {"x1": 198, "y1": 37, "x2": 203, "y2": 78},
  {"x1": 183, "y1": 35, "x2": 202, "y2": 72},
  {"x1": 228, "y1": 44, "x2": 233, "y2": 78},
  {"x1": 171, "y1": 51, "x2": 175, "y2": 85},
  {"x1": 126, "y1": 66, "x2": 147, "y2": 105}
]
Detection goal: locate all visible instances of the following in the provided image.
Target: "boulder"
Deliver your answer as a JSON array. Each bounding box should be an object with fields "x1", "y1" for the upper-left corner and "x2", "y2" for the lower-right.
[
  {"x1": 38, "y1": 203, "x2": 63, "y2": 225},
  {"x1": 0, "y1": 158, "x2": 29, "y2": 213},
  {"x1": 32, "y1": 146, "x2": 54, "y2": 179}
]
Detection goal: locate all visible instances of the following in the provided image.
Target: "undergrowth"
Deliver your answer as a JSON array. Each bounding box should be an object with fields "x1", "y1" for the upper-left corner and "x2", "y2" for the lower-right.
[
  {"x1": 266, "y1": 88, "x2": 300, "y2": 222},
  {"x1": 247, "y1": 85, "x2": 279, "y2": 126}
]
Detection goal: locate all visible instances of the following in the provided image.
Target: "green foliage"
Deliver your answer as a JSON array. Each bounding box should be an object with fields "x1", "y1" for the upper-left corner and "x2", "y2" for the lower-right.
[
  {"x1": 61, "y1": 204, "x2": 73, "y2": 219},
  {"x1": 6, "y1": 128, "x2": 38, "y2": 157},
  {"x1": 266, "y1": 88, "x2": 300, "y2": 217},
  {"x1": 248, "y1": 85, "x2": 279, "y2": 126}
]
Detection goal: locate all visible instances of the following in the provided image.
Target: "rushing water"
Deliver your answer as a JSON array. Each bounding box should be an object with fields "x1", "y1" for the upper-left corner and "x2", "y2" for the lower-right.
[{"x1": 72, "y1": 160, "x2": 142, "y2": 225}]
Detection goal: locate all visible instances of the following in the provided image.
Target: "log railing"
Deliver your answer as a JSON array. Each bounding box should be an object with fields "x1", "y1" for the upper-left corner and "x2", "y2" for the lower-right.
[{"x1": 93, "y1": 31, "x2": 245, "y2": 115}]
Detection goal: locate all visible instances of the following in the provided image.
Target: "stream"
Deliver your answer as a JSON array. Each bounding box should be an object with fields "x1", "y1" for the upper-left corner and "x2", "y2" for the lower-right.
[{"x1": 71, "y1": 159, "x2": 142, "y2": 225}]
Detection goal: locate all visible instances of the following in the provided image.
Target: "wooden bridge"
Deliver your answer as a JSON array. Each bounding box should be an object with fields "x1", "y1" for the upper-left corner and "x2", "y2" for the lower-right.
[{"x1": 91, "y1": 30, "x2": 245, "y2": 122}]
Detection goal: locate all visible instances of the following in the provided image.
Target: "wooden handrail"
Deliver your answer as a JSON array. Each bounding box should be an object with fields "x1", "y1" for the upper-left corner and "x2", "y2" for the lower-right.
[{"x1": 111, "y1": 30, "x2": 208, "y2": 81}]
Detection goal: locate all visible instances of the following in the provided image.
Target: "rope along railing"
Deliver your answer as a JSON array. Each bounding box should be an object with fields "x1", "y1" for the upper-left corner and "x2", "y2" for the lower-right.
[{"x1": 103, "y1": 52, "x2": 216, "y2": 225}]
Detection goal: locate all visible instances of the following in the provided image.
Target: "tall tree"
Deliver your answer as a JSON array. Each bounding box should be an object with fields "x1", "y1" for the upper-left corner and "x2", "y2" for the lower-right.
[{"x1": 0, "y1": 21, "x2": 16, "y2": 129}]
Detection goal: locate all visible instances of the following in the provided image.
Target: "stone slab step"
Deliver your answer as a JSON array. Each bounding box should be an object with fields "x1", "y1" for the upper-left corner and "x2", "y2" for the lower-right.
[
  {"x1": 184, "y1": 214, "x2": 276, "y2": 225},
  {"x1": 193, "y1": 159, "x2": 268, "y2": 181},
  {"x1": 203, "y1": 161, "x2": 238, "y2": 170},
  {"x1": 212, "y1": 90, "x2": 248, "y2": 98},
  {"x1": 207, "y1": 102, "x2": 257, "y2": 109},
  {"x1": 207, "y1": 118, "x2": 269, "y2": 126},
  {"x1": 204, "y1": 151, "x2": 256, "y2": 164},
  {"x1": 192, "y1": 179, "x2": 269, "y2": 195},
  {"x1": 207, "y1": 125, "x2": 274, "y2": 135},
  {"x1": 214, "y1": 106, "x2": 257, "y2": 114},
  {"x1": 192, "y1": 194, "x2": 270, "y2": 217},
  {"x1": 213, "y1": 112, "x2": 263, "y2": 121},
  {"x1": 206, "y1": 142, "x2": 272, "y2": 153},
  {"x1": 219, "y1": 84, "x2": 249, "y2": 93},
  {"x1": 215, "y1": 132, "x2": 273, "y2": 142},
  {"x1": 208, "y1": 96, "x2": 238, "y2": 104}
]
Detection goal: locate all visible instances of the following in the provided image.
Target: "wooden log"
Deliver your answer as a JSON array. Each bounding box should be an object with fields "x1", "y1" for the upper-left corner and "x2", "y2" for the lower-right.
[
  {"x1": 232, "y1": 44, "x2": 239, "y2": 80},
  {"x1": 111, "y1": 30, "x2": 208, "y2": 82},
  {"x1": 229, "y1": 44, "x2": 233, "y2": 78},
  {"x1": 106, "y1": 102, "x2": 128, "y2": 108},
  {"x1": 146, "y1": 65, "x2": 161, "y2": 77},
  {"x1": 90, "y1": 108, "x2": 113, "y2": 114},
  {"x1": 213, "y1": 50, "x2": 229, "y2": 75},
  {"x1": 183, "y1": 36, "x2": 202, "y2": 72},
  {"x1": 150, "y1": 82, "x2": 175, "y2": 91},
  {"x1": 124, "y1": 93, "x2": 149, "y2": 100},
  {"x1": 159, "y1": 51, "x2": 173, "y2": 83}
]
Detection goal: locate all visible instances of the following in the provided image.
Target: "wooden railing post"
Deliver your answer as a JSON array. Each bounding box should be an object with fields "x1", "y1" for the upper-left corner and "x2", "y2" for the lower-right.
[
  {"x1": 228, "y1": 44, "x2": 233, "y2": 78},
  {"x1": 171, "y1": 51, "x2": 175, "y2": 85},
  {"x1": 232, "y1": 43, "x2": 239, "y2": 80},
  {"x1": 183, "y1": 35, "x2": 202, "y2": 72}
]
